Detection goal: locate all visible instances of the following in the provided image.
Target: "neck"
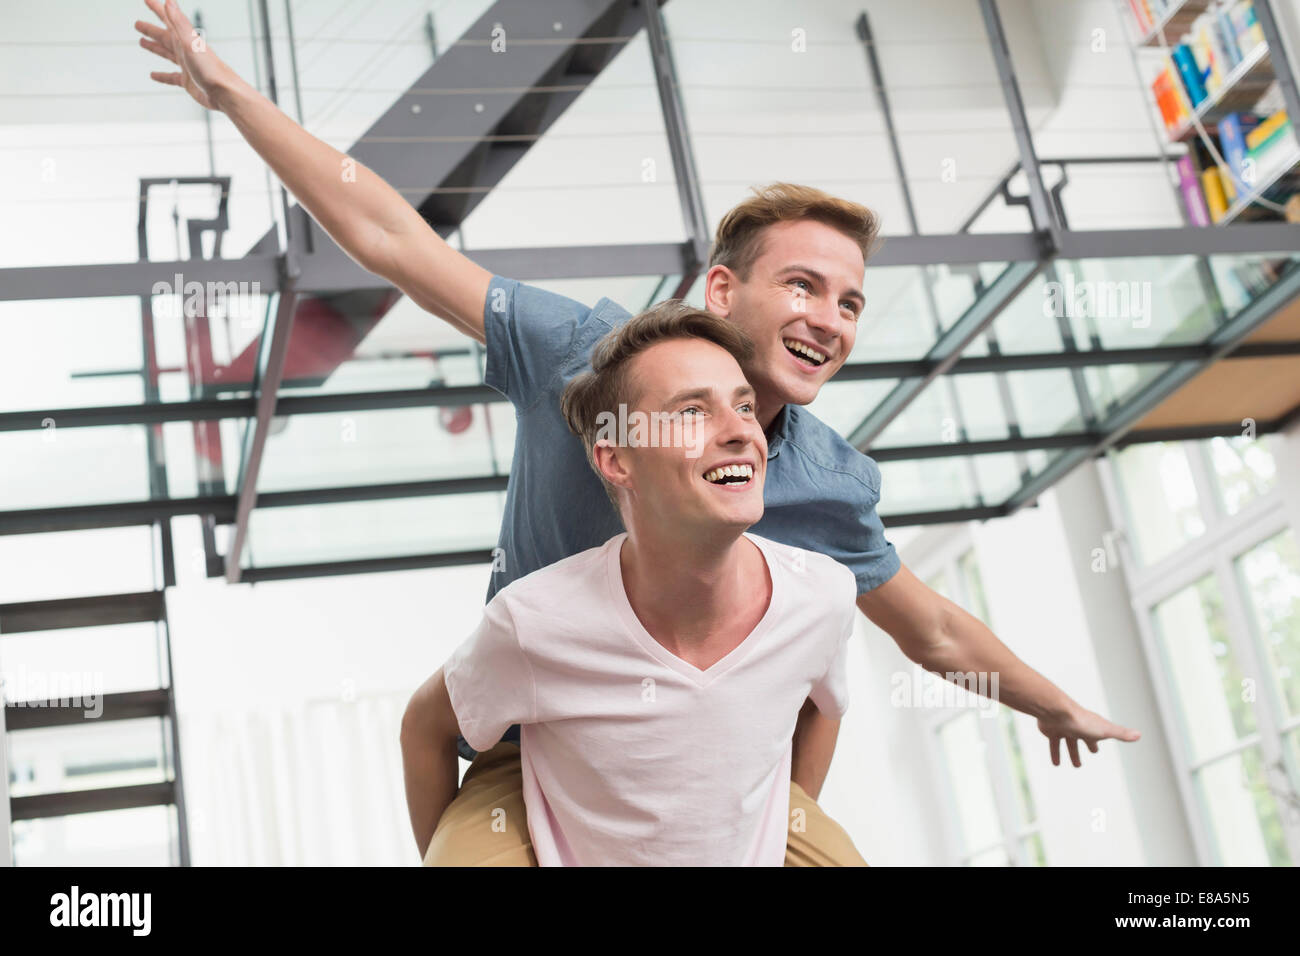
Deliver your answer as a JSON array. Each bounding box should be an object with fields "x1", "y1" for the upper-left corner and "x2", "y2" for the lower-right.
[
  {"x1": 620, "y1": 522, "x2": 755, "y2": 646},
  {"x1": 755, "y1": 389, "x2": 786, "y2": 434}
]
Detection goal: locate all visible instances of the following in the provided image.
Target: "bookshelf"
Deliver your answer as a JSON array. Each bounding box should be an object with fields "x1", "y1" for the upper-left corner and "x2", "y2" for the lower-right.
[
  {"x1": 1165, "y1": 40, "x2": 1273, "y2": 140},
  {"x1": 1126, "y1": 0, "x2": 1300, "y2": 225},
  {"x1": 1137, "y1": 0, "x2": 1213, "y2": 46}
]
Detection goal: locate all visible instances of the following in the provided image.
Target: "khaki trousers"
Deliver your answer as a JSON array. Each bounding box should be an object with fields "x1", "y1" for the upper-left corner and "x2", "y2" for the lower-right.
[{"x1": 424, "y1": 742, "x2": 868, "y2": 867}]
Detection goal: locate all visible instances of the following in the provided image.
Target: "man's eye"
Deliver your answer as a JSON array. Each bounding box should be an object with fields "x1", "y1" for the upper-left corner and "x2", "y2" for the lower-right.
[
  {"x1": 680, "y1": 406, "x2": 701, "y2": 416},
  {"x1": 739, "y1": 402, "x2": 754, "y2": 414},
  {"x1": 791, "y1": 279, "x2": 812, "y2": 292}
]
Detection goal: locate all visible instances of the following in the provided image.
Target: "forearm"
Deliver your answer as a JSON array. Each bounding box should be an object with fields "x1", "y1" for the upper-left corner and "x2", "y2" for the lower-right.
[
  {"x1": 919, "y1": 606, "x2": 1074, "y2": 721},
  {"x1": 399, "y1": 700, "x2": 462, "y2": 860},
  {"x1": 213, "y1": 75, "x2": 423, "y2": 276},
  {"x1": 790, "y1": 697, "x2": 840, "y2": 801}
]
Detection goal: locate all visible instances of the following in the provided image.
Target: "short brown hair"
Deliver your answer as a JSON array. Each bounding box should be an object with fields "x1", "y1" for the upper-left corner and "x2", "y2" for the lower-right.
[
  {"x1": 709, "y1": 182, "x2": 882, "y2": 279},
  {"x1": 560, "y1": 300, "x2": 756, "y2": 517}
]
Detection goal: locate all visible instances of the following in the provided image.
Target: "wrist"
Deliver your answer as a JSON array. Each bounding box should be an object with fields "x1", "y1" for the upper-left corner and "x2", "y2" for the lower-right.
[{"x1": 208, "y1": 68, "x2": 251, "y2": 114}]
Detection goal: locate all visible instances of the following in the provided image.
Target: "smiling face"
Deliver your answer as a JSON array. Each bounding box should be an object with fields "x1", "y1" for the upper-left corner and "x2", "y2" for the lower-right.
[
  {"x1": 705, "y1": 218, "x2": 866, "y2": 418},
  {"x1": 593, "y1": 337, "x2": 767, "y2": 538}
]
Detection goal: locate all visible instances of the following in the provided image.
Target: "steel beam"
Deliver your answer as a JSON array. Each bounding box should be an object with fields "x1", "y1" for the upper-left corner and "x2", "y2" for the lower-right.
[
  {"x1": 978, "y1": 0, "x2": 1060, "y2": 249},
  {"x1": 4, "y1": 689, "x2": 171, "y2": 731},
  {"x1": 0, "y1": 257, "x2": 280, "y2": 302},
  {"x1": 224, "y1": 256, "x2": 299, "y2": 583},
  {"x1": 1056, "y1": 224, "x2": 1300, "y2": 259},
  {"x1": 1003, "y1": 260, "x2": 1300, "y2": 512},
  {"x1": 645, "y1": 0, "x2": 710, "y2": 271},
  {"x1": 10, "y1": 782, "x2": 175, "y2": 821}
]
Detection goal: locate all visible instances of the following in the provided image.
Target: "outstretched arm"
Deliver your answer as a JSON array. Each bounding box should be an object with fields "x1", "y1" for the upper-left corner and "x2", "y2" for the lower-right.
[
  {"x1": 136, "y1": 0, "x2": 492, "y2": 342},
  {"x1": 857, "y1": 565, "x2": 1141, "y2": 767}
]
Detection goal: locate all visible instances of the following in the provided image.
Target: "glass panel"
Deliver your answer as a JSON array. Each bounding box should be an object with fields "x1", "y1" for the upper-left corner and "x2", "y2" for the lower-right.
[
  {"x1": 1002, "y1": 368, "x2": 1084, "y2": 436},
  {"x1": 0, "y1": 416, "x2": 249, "y2": 510},
  {"x1": 1194, "y1": 747, "x2": 1292, "y2": 866},
  {"x1": 1236, "y1": 530, "x2": 1300, "y2": 721},
  {"x1": 1151, "y1": 574, "x2": 1256, "y2": 764},
  {"x1": 0, "y1": 295, "x2": 256, "y2": 414},
  {"x1": 948, "y1": 374, "x2": 1013, "y2": 441},
  {"x1": 1207, "y1": 435, "x2": 1279, "y2": 516},
  {"x1": 255, "y1": 405, "x2": 506, "y2": 493},
  {"x1": 0, "y1": 622, "x2": 166, "y2": 700},
  {"x1": 10, "y1": 805, "x2": 177, "y2": 867},
  {"x1": 242, "y1": 492, "x2": 504, "y2": 568},
  {"x1": 938, "y1": 711, "x2": 1003, "y2": 854},
  {"x1": 1111, "y1": 442, "x2": 1205, "y2": 565},
  {"x1": 806, "y1": 378, "x2": 899, "y2": 436},
  {"x1": 1082, "y1": 361, "x2": 1171, "y2": 418},
  {"x1": 851, "y1": 266, "x2": 984, "y2": 362},
  {"x1": 1207, "y1": 254, "x2": 1300, "y2": 318},
  {"x1": 6, "y1": 717, "x2": 172, "y2": 798},
  {"x1": 877, "y1": 458, "x2": 978, "y2": 514},
  {"x1": 0, "y1": 526, "x2": 156, "y2": 604}
]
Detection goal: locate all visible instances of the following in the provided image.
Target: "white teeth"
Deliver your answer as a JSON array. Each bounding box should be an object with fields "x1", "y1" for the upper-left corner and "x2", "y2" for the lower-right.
[
  {"x1": 783, "y1": 338, "x2": 826, "y2": 365},
  {"x1": 704, "y1": 463, "x2": 754, "y2": 484}
]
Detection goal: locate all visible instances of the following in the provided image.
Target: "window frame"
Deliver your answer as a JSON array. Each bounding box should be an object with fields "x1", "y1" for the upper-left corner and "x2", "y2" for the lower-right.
[{"x1": 1098, "y1": 434, "x2": 1300, "y2": 865}]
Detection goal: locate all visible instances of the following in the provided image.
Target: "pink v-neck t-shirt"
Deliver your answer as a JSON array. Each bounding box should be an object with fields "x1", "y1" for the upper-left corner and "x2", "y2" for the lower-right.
[{"x1": 442, "y1": 531, "x2": 858, "y2": 866}]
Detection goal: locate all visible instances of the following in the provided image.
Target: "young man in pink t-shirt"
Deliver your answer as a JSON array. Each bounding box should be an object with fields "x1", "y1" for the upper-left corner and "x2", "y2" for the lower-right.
[{"x1": 409, "y1": 301, "x2": 864, "y2": 866}]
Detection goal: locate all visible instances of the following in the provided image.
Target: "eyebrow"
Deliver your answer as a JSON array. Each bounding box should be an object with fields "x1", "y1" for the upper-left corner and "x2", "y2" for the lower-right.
[
  {"x1": 778, "y1": 264, "x2": 865, "y2": 308},
  {"x1": 662, "y1": 383, "x2": 756, "y2": 407}
]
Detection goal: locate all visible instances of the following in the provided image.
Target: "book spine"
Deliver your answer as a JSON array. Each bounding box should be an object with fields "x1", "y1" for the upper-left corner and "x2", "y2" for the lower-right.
[
  {"x1": 1201, "y1": 166, "x2": 1229, "y2": 222},
  {"x1": 1171, "y1": 45, "x2": 1207, "y2": 106},
  {"x1": 1177, "y1": 155, "x2": 1211, "y2": 226}
]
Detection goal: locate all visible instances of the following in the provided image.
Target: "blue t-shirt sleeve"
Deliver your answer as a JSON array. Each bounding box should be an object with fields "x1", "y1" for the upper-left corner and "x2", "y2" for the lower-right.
[
  {"x1": 483, "y1": 275, "x2": 599, "y2": 411},
  {"x1": 845, "y1": 454, "x2": 901, "y2": 594}
]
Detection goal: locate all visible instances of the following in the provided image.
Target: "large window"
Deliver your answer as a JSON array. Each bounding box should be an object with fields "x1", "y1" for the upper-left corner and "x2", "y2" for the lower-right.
[{"x1": 1104, "y1": 435, "x2": 1300, "y2": 865}]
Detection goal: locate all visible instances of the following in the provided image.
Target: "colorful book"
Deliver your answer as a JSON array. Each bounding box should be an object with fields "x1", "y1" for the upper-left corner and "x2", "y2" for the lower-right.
[
  {"x1": 1247, "y1": 110, "x2": 1290, "y2": 151},
  {"x1": 1171, "y1": 45, "x2": 1207, "y2": 106},
  {"x1": 1152, "y1": 66, "x2": 1189, "y2": 133},
  {"x1": 1202, "y1": 166, "x2": 1229, "y2": 221},
  {"x1": 1218, "y1": 112, "x2": 1261, "y2": 192},
  {"x1": 1177, "y1": 155, "x2": 1211, "y2": 226}
]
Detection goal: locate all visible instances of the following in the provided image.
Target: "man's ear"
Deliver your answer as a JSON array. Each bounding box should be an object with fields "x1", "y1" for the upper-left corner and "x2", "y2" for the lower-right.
[
  {"x1": 703, "y1": 264, "x2": 736, "y2": 318},
  {"x1": 593, "y1": 439, "x2": 633, "y2": 493}
]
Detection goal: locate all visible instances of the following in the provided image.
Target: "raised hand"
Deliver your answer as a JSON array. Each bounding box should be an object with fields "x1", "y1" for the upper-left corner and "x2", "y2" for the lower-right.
[
  {"x1": 1037, "y1": 703, "x2": 1141, "y2": 768},
  {"x1": 135, "y1": 0, "x2": 235, "y2": 110}
]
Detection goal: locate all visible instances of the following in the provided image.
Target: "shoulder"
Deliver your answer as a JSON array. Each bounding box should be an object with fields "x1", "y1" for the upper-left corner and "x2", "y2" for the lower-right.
[
  {"x1": 780, "y1": 404, "x2": 883, "y2": 497},
  {"x1": 490, "y1": 275, "x2": 632, "y2": 331},
  {"x1": 748, "y1": 532, "x2": 857, "y2": 600},
  {"x1": 492, "y1": 535, "x2": 620, "y2": 614}
]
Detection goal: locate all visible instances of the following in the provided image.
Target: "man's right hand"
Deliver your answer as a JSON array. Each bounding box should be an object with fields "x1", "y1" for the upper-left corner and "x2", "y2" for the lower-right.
[
  {"x1": 133, "y1": 0, "x2": 493, "y2": 343},
  {"x1": 137, "y1": 0, "x2": 234, "y2": 111}
]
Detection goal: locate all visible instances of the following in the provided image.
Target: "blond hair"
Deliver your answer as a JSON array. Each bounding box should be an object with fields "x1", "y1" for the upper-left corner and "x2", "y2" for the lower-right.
[{"x1": 709, "y1": 182, "x2": 882, "y2": 278}]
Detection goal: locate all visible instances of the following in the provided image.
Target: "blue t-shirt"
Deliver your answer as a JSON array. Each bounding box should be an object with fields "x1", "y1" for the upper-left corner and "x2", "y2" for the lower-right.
[{"x1": 457, "y1": 275, "x2": 900, "y2": 758}]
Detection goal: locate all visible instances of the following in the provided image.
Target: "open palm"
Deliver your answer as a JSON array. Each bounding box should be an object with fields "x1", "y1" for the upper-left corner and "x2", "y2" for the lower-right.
[{"x1": 135, "y1": 0, "x2": 231, "y2": 110}]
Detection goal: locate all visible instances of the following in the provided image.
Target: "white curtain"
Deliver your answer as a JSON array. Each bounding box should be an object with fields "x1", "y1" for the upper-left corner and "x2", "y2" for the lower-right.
[{"x1": 178, "y1": 692, "x2": 424, "y2": 866}]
